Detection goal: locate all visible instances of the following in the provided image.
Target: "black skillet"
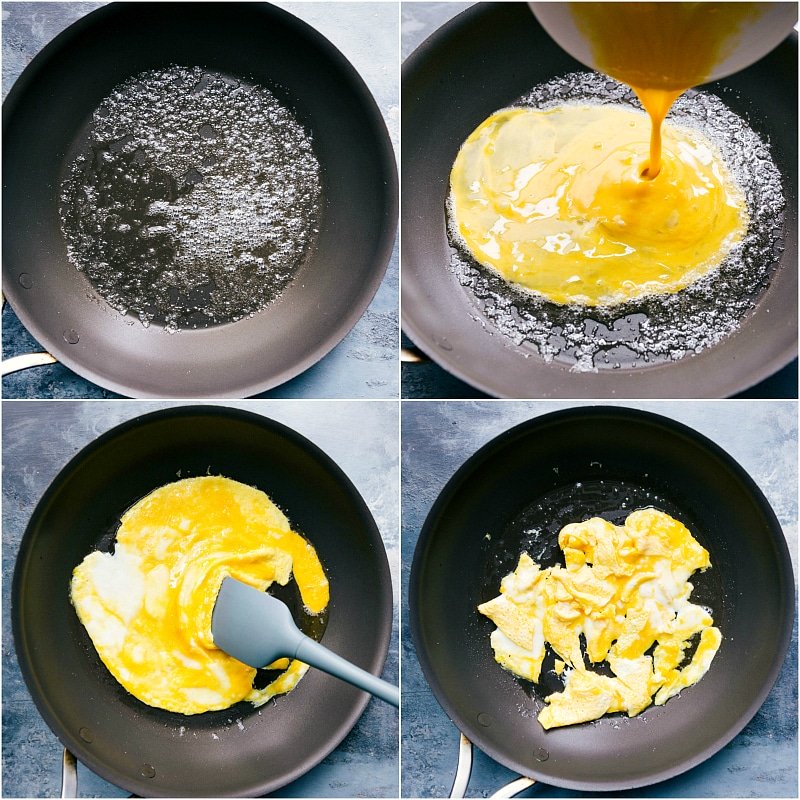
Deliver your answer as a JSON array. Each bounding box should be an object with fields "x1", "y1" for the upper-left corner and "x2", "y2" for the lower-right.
[
  {"x1": 401, "y1": 3, "x2": 797, "y2": 398},
  {"x1": 3, "y1": 2, "x2": 397, "y2": 398},
  {"x1": 410, "y1": 406, "x2": 794, "y2": 791},
  {"x1": 12, "y1": 406, "x2": 394, "y2": 797}
]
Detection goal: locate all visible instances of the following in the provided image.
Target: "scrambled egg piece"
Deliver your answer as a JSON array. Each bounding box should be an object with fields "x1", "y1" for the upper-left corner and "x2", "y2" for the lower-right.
[
  {"x1": 449, "y1": 105, "x2": 747, "y2": 306},
  {"x1": 478, "y1": 509, "x2": 720, "y2": 729},
  {"x1": 71, "y1": 476, "x2": 329, "y2": 715}
]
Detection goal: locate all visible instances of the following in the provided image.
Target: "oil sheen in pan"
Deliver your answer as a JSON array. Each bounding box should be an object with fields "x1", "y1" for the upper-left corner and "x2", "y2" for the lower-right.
[
  {"x1": 60, "y1": 66, "x2": 322, "y2": 333},
  {"x1": 447, "y1": 72, "x2": 785, "y2": 373},
  {"x1": 475, "y1": 479, "x2": 726, "y2": 722}
]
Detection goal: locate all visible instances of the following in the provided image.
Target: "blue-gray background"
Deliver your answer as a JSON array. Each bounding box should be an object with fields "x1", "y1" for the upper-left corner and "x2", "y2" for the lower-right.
[
  {"x1": 401, "y1": 400, "x2": 798, "y2": 797},
  {"x1": 2, "y1": 1, "x2": 399, "y2": 399},
  {"x1": 2, "y1": 399, "x2": 399, "y2": 797},
  {"x1": 399, "y1": 1, "x2": 797, "y2": 400}
]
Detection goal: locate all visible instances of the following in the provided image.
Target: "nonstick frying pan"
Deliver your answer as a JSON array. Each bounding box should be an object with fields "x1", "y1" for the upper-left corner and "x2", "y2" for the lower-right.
[
  {"x1": 410, "y1": 406, "x2": 794, "y2": 791},
  {"x1": 12, "y1": 406, "x2": 394, "y2": 797},
  {"x1": 3, "y1": 2, "x2": 397, "y2": 398},
  {"x1": 401, "y1": 3, "x2": 797, "y2": 398}
]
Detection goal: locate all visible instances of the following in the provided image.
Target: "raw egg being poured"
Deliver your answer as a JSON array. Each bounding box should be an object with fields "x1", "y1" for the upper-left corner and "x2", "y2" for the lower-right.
[
  {"x1": 569, "y1": 2, "x2": 764, "y2": 178},
  {"x1": 448, "y1": 3, "x2": 767, "y2": 307}
]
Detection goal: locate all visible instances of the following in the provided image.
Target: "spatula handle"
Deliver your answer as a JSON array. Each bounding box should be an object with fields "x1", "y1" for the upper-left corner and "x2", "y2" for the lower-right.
[{"x1": 295, "y1": 637, "x2": 399, "y2": 707}]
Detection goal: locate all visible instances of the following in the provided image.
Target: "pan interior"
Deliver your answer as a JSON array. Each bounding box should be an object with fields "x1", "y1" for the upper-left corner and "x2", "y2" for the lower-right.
[
  {"x1": 411, "y1": 408, "x2": 793, "y2": 790},
  {"x1": 13, "y1": 408, "x2": 393, "y2": 797},
  {"x1": 477, "y1": 478, "x2": 725, "y2": 705},
  {"x1": 59, "y1": 66, "x2": 323, "y2": 333},
  {"x1": 447, "y1": 74, "x2": 785, "y2": 374}
]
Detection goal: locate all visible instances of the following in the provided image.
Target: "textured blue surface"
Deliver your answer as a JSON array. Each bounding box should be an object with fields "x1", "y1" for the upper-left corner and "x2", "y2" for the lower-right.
[
  {"x1": 1, "y1": 1, "x2": 399, "y2": 399},
  {"x1": 401, "y1": 400, "x2": 798, "y2": 798},
  {"x1": 2, "y1": 400, "x2": 399, "y2": 798}
]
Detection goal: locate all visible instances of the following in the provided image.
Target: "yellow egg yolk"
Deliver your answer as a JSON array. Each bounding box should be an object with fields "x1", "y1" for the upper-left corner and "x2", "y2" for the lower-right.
[
  {"x1": 478, "y1": 508, "x2": 721, "y2": 729},
  {"x1": 70, "y1": 476, "x2": 329, "y2": 715},
  {"x1": 449, "y1": 104, "x2": 747, "y2": 306}
]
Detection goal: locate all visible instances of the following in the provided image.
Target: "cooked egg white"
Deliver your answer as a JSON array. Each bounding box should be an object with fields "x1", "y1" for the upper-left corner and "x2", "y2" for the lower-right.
[
  {"x1": 449, "y1": 104, "x2": 747, "y2": 306},
  {"x1": 70, "y1": 476, "x2": 329, "y2": 715},
  {"x1": 478, "y1": 508, "x2": 721, "y2": 729}
]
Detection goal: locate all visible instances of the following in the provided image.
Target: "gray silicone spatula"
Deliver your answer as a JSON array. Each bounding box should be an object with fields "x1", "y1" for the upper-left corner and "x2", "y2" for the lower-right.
[{"x1": 212, "y1": 577, "x2": 399, "y2": 707}]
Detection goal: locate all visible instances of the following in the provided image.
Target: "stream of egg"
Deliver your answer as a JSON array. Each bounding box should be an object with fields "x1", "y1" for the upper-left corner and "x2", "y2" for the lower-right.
[{"x1": 572, "y1": 2, "x2": 762, "y2": 178}]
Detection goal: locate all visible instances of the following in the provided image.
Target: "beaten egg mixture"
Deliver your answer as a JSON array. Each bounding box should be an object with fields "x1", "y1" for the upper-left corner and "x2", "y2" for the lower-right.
[
  {"x1": 449, "y1": 105, "x2": 747, "y2": 306},
  {"x1": 478, "y1": 508, "x2": 721, "y2": 729},
  {"x1": 449, "y1": 3, "x2": 761, "y2": 307},
  {"x1": 70, "y1": 476, "x2": 329, "y2": 715},
  {"x1": 570, "y1": 2, "x2": 762, "y2": 178}
]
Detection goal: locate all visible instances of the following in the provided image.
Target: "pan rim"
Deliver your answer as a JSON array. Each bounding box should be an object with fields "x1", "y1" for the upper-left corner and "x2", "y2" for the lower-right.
[
  {"x1": 2, "y1": 1, "x2": 399, "y2": 399},
  {"x1": 400, "y1": 2, "x2": 797, "y2": 399},
  {"x1": 408, "y1": 404, "x2": 795, "y2": 791},
  {"x1": 11, "y1": 405, "x2": 394, "y2": 797}
]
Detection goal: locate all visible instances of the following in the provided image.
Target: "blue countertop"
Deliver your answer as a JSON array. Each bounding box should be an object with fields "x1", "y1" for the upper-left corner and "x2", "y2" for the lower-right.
[
  {"x1": 2, "y1": 399, "x2": 399, "y2": 797},
  {"x1": 2, "y1": 2, "x2": 399, "y2": 399},
  {"x1": 400, "y1": 400, "x2": 798, "y2": 798}
]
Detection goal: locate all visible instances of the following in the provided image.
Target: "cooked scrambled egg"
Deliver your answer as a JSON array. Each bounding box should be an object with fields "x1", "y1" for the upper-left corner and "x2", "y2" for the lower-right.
[
  {"x1": 70, "y1": 476, "x2": 329, "y2": 715},
  {"x1": 478, "y1": 508, "x2": 720, "y2": 729}
]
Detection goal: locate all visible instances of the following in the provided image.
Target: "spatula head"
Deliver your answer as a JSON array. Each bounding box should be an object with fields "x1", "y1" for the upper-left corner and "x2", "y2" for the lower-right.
[{"x1": 212, "y1": 577, "x2": 304, "y2": 668}]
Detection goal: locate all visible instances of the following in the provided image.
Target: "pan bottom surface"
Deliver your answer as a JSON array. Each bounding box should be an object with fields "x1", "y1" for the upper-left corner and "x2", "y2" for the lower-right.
[{"x1": 61, "y1": 65, "x2": 322, "y2": 333}]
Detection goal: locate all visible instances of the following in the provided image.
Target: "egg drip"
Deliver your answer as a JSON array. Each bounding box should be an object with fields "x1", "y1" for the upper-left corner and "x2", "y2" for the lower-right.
[
  {"x1": 570, "y1": 2, "x2": 762, "y2": 179},
  {"x1": 70, "y1": 476, "x2": 329, "y2": 716},
  {"x1": 479, "y1": 508, "x2": 721, "y2": 729},
  {"x1": 60, "y1": 67, "x2": 322, "y2": 332},
  {"x1": 447, "y1": 72, "x2": 784, "y2": 371}
]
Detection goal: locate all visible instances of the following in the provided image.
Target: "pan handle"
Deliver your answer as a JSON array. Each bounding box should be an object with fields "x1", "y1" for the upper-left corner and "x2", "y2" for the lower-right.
[
  {"x1": 450, "y1": 732, "x2": 473, "y2": 797},
  {"x1": 1, "y1": 352, "x2": 58, "y2": 375},
  {"x1": 489, "y1": 777, "x2": 537, "y2": 798},
  {"x1": 450, "y1": 732, "x2": 536, "y2": 799},
  {"x1": 61, "y1": 748, "x2": 77, "y2": 799},
  {"x1": 1, "y1": 293, "x2": 58, "y2": 375},
  {"x1": 400, "y1": 346, "x2": 429, "y2": 363}
]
